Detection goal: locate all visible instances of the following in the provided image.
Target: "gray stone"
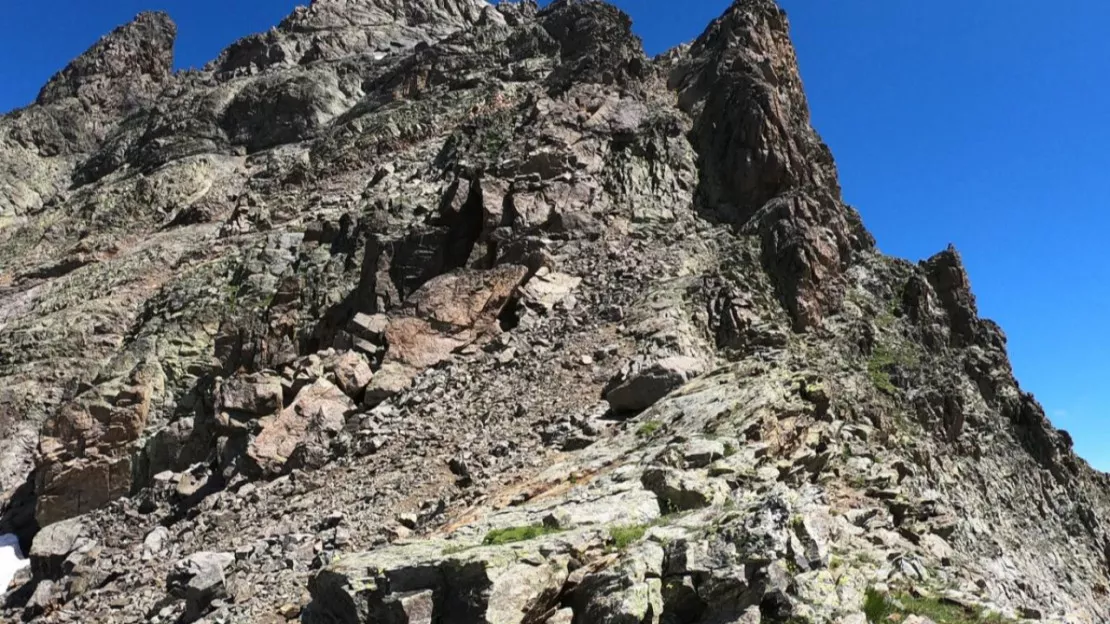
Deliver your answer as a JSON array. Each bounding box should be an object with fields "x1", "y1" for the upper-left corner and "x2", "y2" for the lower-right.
[
  {"x1": 328, "y1": 351, "x2": 374, "y2": 398},
  {"x1": 29, "y1": 517, "x2": 87, "y2": 580},
  {"x1": 641, "y1": 467, "x2": 724, "y2": 512},
  {"x1": 143, "y1": 526, "x2": 170, "y2": 560},
  {"x1": 167, "y1": 551, "x2": 235, "y2": 623},
  {"x1": 606, "y1": 357, "x2": 706, "y2": 413}
]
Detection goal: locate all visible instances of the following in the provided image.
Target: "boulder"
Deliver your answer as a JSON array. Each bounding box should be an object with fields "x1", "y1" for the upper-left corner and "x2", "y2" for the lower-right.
[
  {"x1": 34, "y1": 362, "x2": 164, "y2": 526},
  {"x1": 215, "y1": 373, "x2": 283, "y2": 420},
  {"x1": 605, "y1": 356, "x2": 706, "y2": 413},
  {"x1": 305, "y1": 542, "x2": 568, "y2": 624},
  {"x1": 29, "y1": 517, "x2": 88, "y2": 580},
  {"x1": 24, "y1": 579, "x2": 57, "y2": 619},
  {"x1": 363, "y1": 363, "x2": 416, "y2": 406},
  {"x1": 641, "y1": 467, "x2": 724, "y2": 512},
  {"x1": 248, "y1": 379, "x2": 353, "y2": 477},
  {"x1": 571, "y1": 542, "x2": 666, "y2": 624},
  {"x1": 167, "y1": 551, "x2": 235, "y2": 623},
  {"x1": 328, "y1": 352, "x2": 374, "y2": 398},
  {"x1": 519, "y1": 268, "x2": 581, "y2": 312},
  {"x1": 383, "y1": 265, "x2": 530, "y2": 370}
]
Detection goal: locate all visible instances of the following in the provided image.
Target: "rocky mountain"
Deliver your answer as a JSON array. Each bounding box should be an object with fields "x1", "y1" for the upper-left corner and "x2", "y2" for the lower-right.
[{"x1": 0, "y1": 0, "x2": 1107, "y2": 622}]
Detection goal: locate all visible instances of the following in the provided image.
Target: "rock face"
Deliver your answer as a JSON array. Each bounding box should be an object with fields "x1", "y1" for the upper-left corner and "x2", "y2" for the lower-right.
[{"x1": 0, "y1": 1, "x2": 1108, "y2": 623}]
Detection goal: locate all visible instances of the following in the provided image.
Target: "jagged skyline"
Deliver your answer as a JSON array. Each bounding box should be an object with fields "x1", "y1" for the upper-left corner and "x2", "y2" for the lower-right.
[{"x1": 4, "y1": 1, "x2": 1106, "y2": 471}]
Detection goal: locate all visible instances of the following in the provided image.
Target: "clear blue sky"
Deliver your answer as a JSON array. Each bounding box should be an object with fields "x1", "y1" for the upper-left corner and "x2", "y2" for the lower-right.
[{"x1": 2, "y1": 1, "x2": 1107, "y2": 471}]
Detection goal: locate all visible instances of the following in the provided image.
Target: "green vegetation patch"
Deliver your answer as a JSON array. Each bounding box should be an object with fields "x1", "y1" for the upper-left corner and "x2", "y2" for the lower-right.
[
  {"x1": 482, "y1": 524, "x2": 562, "y2": 546},
  {"x1": 864, "y1": 588, "x2": 1011, "y2": 624},
  {"x1": 867, "y1": 343, "x2": 919, "y2": 395},
  {"x1": 636, "y1": 420, "x2": 663, "y2": 437},
  {"x1": 608, "y1": 524, "x2": 649, "y2": 551}
]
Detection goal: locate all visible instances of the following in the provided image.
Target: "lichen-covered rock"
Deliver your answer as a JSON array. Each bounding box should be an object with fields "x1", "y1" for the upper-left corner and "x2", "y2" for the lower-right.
[
  {"x1": 606, "y1": 356, "x2": 707, "y2": 413},
  {"x1": 0, "y1": 0, "x2": 1108, "y2": 622}
]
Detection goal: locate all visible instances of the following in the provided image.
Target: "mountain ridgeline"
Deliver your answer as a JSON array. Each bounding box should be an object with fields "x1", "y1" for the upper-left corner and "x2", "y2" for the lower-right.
[{"x1": 0, "y1": 1, "x2": 1107, "y2": 622}]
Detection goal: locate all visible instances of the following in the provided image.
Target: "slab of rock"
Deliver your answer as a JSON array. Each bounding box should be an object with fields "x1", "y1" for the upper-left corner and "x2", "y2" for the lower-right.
[
  {"x1": 519, "y1": 267, "x2": 581, "y2": 311},
  {"x1": 327, "y1": 352, "x2": 373, "y2": 398},
  {"x1": 247, "y1": 378, "x2": 353, "y2": 477},
  {"x1": 34, "y1": 363, "x2": 163, "y2": 526},
  {"x1": 641, "y1": 467, "x2": 724, "y2": 512},
  {"x1": 167, "y1": 551, "x2": 234, "y2": 623},
  {"x1": 29, "y1": 517, "x2": 88, "y2": 580},
  {"x1": 305, "y1": 541, "x2": 568, "y2": 624},
  {"x1": 605, "y1": 356, "x2": 706, "y2": 413},
  {"x1": 384, "y1": 265, "x2": 530, "y2": 370},
  {"x1": 363, "y1": 362, "x2": 416, "y2": 407},
  {"x1": 571, "y1": 542, "x2": 665, "y2": 624},
  {"x1": 683, "y1": 438, "x2": 726, "y2": 468},
  {"x1": 215, "y1": 373, "x2": 283, "y2": 421}
]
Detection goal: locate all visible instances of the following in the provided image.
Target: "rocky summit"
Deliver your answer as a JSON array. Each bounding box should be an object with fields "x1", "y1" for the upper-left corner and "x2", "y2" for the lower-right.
[{"x1": 0, "y1": 0, "x2": 1107, "y2": 622}]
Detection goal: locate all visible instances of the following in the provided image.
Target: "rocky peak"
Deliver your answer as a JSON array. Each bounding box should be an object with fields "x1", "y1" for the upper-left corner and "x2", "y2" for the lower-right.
[
  {"x1": 538, "y1": 0, "x2": 649, "y2": 89},
  {"x1": 214, "y1": 0, "x2": 489, "y2": 76},
  {"x1": 35, "y1": 11, "x2": 176, "y2": 110},
  {"x1": 666, "y1": 0, "x2": 873, "y2": 330},
  {"x1": 1, "y1": 1, "x2": 1109, "y2": 622},
  {"x1": 673, "y1": 0, "x2": 841, "y2": 222},
  {"x1": 280, "y1": 0, "x2": 487, "y2": 35}
]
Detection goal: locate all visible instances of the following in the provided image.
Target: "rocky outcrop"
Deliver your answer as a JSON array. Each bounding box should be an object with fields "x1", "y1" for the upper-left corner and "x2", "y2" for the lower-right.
[
  {"x1": 0, "y1": 1, "x2": 1107, "y2": 623},
  {"x1": 671, "y1": 0, "x2": 873, "y2": 330}
]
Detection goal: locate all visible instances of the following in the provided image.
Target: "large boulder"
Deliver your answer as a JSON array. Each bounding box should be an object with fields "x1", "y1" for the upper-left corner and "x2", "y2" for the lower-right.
[
  {"x1": 363, "y1": 265, "x2": 531, "y2": 405},
  {"x1": 305, "y1": 541, "x2": 569, "y2": 624},
  {"x1": 34, "y1": 362, "x2": 164, "y2": 527},
  {"x1": 28, "y1": 517, "x2": 88, "y2": 580},
  {"x1": 215, "y1": 373, "x2": 283, "y2": 425},
  {"x1": 167, "y1": 551, "x2": 235, "y2": 623},
  {"x1": 605, "y1": 357, "x2": 706, "y2": 413},
  {"x1": 247, "y1": 378, "x2": 353, "y2": 477}
]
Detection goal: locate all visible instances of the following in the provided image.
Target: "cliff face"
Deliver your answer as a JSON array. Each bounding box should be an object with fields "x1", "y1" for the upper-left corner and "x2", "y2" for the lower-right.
[{"x1": 0, "y1": 1, "x2": 1107, "y2": 622}]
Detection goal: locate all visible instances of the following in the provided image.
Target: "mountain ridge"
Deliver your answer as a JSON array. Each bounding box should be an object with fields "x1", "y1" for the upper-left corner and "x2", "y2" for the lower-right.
[{"x1": 0, "y1": 1, "x2": 1107, "y2": 622}]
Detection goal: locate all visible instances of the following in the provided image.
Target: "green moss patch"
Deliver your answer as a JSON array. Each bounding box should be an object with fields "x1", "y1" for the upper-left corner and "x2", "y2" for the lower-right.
[
  {"x1": 482, "y1": 524, "x2": 562, "y2": 546},
  {"x1": 864, "y1": 588, "x2": 1012, "y2": 623},
  {"x1": 607, "y1": 524, "x2": 648, "y2": 551}
]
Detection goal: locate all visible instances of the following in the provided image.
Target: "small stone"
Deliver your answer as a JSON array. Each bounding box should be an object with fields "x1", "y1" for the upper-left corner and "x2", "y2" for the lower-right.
[
  {"x1": 143, "y1": 526, "x2": 170, "y2": 560},
  {"x1": 328, "y1": 352, "x2": 373, "y2": 398}
]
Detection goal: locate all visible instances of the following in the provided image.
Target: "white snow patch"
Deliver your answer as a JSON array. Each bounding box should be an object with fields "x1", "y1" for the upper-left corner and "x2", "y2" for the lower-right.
[{"x1": 0, "y1": 534, "x2": 29, "y2": 593}]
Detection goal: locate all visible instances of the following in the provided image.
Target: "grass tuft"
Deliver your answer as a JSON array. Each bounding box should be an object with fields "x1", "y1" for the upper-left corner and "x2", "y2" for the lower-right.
[
  {"x1": 864, "y1": 587, "x2": 1014, "y2": 623},
  {"x1": 482, "y1": 524, "x2": 562, "y2": 546},
  {"x1": 608, "y1": 525, "x2": 648, "y2": 551}
]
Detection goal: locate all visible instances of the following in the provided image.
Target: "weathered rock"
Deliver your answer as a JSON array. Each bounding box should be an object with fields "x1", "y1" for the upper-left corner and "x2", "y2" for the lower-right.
[
  {"x1": 606, "y1": 357, "x2": 706, "y2": 413},
  {"x1": 247, "y1": 379, "x2": 353, "y2": 477},
  {"x1": 216, "y1": 373, "x2": 284, "y2": 420},
  {"x1": 327, "y1": 352, "x2": 374, "y2": 398},
  {"x1": 0, "y1": 0, "x2": 1108, "y2": 622},
  {"x1": 29, "y1": 517, "x2": 87, "y2": 580},
  {"x1": 519, "y1": 267, "x2": 581, "y2": 312},
  {"x1": 641, "y1": 467, "x2": 724, "y2": 512},
  {"x1": 384, "y1": 265, "x2": 530, "y2": 370},
  {"x1": 142, "y1": 526, "x2": 170, "y2": 561},
  {"x1": 33, "y1": 362, "x2": 164, "y2": 526},
  {"x1": 305, "y1": 543, "x2": 569, "y2": 624},
  {"x1": 167, "y1": 551, "x2": 235, "y2": 622},
  {"x1": 571, "y1": 542, "x2": 666, "y2": 624}
]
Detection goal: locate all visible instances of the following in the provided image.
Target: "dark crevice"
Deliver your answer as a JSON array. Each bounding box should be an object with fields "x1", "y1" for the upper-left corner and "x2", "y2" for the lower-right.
[
  {"x1": 498, "y1": 295, "x2": 523, "y2": 332},
  {"x1": 442, "y1": 178, "x2": 485, "y2": 271}
]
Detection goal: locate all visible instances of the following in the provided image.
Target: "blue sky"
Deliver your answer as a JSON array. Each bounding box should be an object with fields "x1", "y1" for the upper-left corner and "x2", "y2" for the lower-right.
[{"x1": 1, "y1": 1, "x2": 1107, "y2": 471}]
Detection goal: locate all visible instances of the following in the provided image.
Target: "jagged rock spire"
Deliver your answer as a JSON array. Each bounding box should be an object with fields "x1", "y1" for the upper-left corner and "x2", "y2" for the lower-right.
[
  {"x1": 668, "y1": 0, "x2": 874, "y2": 330},
  {"x1": 36, "y1": 11, "x2": 176, "y2": 111}
]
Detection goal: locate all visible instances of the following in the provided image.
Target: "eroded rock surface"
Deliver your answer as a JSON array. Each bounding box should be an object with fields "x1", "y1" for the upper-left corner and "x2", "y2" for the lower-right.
[{"x1": 0, "y1": 0, "x2": 1107, "y2": 622}]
